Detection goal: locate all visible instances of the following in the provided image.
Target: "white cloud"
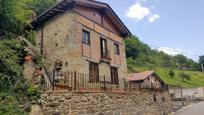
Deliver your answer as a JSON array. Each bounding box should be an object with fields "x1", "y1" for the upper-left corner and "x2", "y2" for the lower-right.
[
  {"x1": 157, "y1": 47, "x2": 181, "y2": 56},
  {"x1": 126, "y1": 3, "x2": 150, "y2": 21},
  {"x1": 157, "y1": 47, "x2": 199, "y2": 61},
  {"x1": 126, "y1": 3, "x2": 160, "y2": 23},
  {"x1": 148, "y1": 14, "x2": 160, "y2": 23}
]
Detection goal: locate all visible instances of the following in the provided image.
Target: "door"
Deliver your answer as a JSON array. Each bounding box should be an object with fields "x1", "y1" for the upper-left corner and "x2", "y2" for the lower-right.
[{"x1": 89, "y1": 62, "x2": 99, "y2": 82}]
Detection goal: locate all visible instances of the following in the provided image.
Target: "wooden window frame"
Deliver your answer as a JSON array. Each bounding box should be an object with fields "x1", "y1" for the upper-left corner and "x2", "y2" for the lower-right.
[
  {"x1": 110, "y1": 67, "x2": 119, "y2": 84},
  {"x1": 114, "y1": 43, "x2": 120, "y2": 55},
  {"x1": 89, "y1": 62, "x2": 99, "y2": 83},
  {"x1": 153, "y1": 94, "x2": 157, "y2": 102},
  {"x1": 82, "y1": 29, "x2": 90, "y2": 45},
  {"x1": 100, "y1": 38, "x2": 108, "y2": 58}
]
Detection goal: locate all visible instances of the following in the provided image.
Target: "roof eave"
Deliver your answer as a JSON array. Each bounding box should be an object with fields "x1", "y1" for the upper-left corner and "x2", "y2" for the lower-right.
[
  {"x1": 31, "y1": 0, "x2": 75, "y2": 28},
  {"x1": 30, "y1": 0, "x2": 132, "y2": 37}
]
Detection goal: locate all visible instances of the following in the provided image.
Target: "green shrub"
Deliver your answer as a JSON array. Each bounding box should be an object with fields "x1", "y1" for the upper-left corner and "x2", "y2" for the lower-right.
[
  {"x1": 27, "y1": 85, "x2": 41, "y2": 101},
  {"x1": 169, "y1": 69, "x2": 175, "y2": 79},
  {"x1": 0, "y1": 93, "x2": 26, "y2": 115},
  {"x1": 25, "y1": 30, "x2": 36, "y2": 46},
  {"x1": 179, "y1": 72, "x2": 191, "y2": 82}
]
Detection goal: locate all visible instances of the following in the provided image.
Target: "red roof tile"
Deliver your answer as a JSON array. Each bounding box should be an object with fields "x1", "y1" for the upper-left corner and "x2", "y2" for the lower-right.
[{"x1": 128, "y1": 71, "x2": 154, "y2": 81}]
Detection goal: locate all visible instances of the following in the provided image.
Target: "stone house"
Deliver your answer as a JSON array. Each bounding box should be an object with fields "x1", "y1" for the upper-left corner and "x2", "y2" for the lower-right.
[
  {"x1": 31, "y1": 0, "x2": 131, "y2": 86},
  {"x1": 128, "y1": 71, "x2": 166, "y2": 90}
]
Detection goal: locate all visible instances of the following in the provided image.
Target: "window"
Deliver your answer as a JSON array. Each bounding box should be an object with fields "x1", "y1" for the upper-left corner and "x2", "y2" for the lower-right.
[
  {"x1": 110, "y1": 67, "x2": 119, "y2": 84},
  {"x1": 162, "y1": 97, "x2": 165, "y2": 102},
  {"x1": 82, "y1": 30, "x2": 90, "y2": 45},
  {"x1": 114, "y1": 43, "x2": 120, "y2": 55},
  {"x1": 153, "y1": 94, "x2": 157, "y2": 102},
  {"x1": 100, "y1": 38, "x2": 108, "y2": 58},
  {"x1": 89, "y1": 62, "x2": 99, "y2": 82}
]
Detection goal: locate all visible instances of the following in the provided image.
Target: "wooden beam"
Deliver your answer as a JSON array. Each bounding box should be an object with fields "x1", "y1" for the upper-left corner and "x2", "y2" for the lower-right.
[{"x1": 51, "y1": 9, "x2": 65, "y2": 12}]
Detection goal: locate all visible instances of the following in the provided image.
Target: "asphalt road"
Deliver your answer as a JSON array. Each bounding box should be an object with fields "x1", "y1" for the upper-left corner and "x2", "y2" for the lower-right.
[{"x1": 174, "y1": 101, "x2": 204, "y2": 115}]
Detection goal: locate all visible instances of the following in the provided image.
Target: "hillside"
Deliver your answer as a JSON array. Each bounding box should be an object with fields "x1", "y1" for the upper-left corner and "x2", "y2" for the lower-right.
[
  {"x1": 128, "y1": 66, "x2": 204, "y2": 88},
  {"x1": 126, "y1": 36, "x2": 204, "y2": 88}
]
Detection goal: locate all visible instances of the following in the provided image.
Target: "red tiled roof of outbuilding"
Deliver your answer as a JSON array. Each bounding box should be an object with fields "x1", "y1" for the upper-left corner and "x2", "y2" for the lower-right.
[{"x1": 128, "y1": 71, "x2": 155, "y2": 81}]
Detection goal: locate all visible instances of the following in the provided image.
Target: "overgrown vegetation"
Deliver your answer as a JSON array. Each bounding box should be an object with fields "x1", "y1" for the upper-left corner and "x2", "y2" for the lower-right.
[
  {"x1": 0, "y1": 0, "x2": 57, "y2": 114},
  {"x1": 0, "y1": 39, "x2": 41, "y2": 114},
  {"x1": 29, "y1": 0, "x2": 57, "y2": 15}
]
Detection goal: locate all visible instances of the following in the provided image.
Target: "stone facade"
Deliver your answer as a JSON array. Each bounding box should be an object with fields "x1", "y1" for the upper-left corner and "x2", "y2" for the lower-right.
[
  {"x1": 35, "y1": 10, "x2": 128, "y2": 85},
  {"x1": 40, "y1": 91, "x2": 172, "y2": 115}
]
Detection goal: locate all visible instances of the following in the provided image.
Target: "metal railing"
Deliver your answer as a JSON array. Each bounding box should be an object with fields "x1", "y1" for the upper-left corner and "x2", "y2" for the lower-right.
[
  {"x1": 42, "y1": 70, "x2": 168, "y2": 93},
  {"x1": 43, "y1": 70, "x2": 127, "y2": 93},
  {"x1": 100, "y1": 49, "x2": 111, "y2": 62}
]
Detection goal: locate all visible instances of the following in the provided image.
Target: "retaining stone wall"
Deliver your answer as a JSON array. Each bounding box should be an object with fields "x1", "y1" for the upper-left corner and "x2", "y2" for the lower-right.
[{"x1": 40, "y1": 91, "x2": 172, "y2": 115}]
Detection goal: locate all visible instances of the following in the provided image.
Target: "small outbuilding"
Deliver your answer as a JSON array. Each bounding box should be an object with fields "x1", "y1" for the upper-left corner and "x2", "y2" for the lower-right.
[{"x1": 128, "y1": 71, "x2": 167, "y2": 91}]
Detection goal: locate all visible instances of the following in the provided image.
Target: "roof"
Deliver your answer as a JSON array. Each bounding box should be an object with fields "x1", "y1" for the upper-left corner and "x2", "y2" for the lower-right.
[
  {"x1": 128, "y1": 71, "x2": 155, "y2": 81},
  {"x1": 128, "y1": 71, "x2": 164, "y2": 83},
  {"x1": 30, "y1": 0, "x2": 132, "y2": 37}
]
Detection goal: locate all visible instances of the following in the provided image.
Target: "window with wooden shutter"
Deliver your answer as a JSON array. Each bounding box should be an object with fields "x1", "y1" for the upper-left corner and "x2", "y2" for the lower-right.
[
  {"x1": 100, "y1": 38, "x2": 108, "y2": 58},
  {"x1": 89, "y1": 62, "x2": 99, "y2": 82},
  {"x1": 82, "y1": 30, "x2": 90, "y2": 45},
  {"x1": 114, "y1": 43, "x2": 120, "y2": 55},
  {"x1": 110, "y1": 67, "x2": 119, "y2": 84}
]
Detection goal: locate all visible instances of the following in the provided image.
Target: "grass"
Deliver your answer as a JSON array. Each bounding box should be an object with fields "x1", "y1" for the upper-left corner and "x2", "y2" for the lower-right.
[{"x1": 128, "y1": 65, "x2": 204, "y2": 88}]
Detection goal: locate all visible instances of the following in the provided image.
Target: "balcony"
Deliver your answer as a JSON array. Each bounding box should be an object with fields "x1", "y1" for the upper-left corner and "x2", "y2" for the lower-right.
[
  {"x1": 43, "y1": 70, "x2": 127, "y2": 93},
  {"x1": 100, "y1": 49, "x2": 111, "y2": 63}
]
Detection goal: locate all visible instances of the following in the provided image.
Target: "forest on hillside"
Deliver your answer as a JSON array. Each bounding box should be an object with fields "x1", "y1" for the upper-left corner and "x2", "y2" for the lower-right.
[{"x1": 125, "y1": 36, "x2": 203, "y2": 72}]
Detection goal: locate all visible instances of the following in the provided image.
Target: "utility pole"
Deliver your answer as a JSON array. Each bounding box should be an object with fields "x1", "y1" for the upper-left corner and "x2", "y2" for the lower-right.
[
  {"x1": 201, "y1": 63, "x2": 204, "y2": 72},
  {"x1": 180, "y1": 88, "x2": 184, "y2": 106}
]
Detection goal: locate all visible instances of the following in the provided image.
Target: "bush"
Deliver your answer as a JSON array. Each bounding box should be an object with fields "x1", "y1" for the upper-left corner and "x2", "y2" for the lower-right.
[
  {"x1": 25, "y1": 30, "x2": 36, "y2": 46},
  {"x1": 179, "y1": 72, "x2": 191, "y2": 82},
  {"x1": 0, "y1": 93, "x2": 26, "y2": 115},
  {"x1": 168, "y1": 69, "x2": 175, "y2": 79},
  {"x1": 0, "y1": 39, "x2": 41, "y2": 114},
  {"x1": 27, "y1": 85, "x2": 41, "y2": 101},
  {"x1": 0, "y1": 39, "x2": 26, "y2": 91}
]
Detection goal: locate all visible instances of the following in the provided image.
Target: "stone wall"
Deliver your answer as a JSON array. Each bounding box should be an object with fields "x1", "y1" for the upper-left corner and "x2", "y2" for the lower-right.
[
  {"x1": 169, "y1": 87, "x2": 204, "y2": 99},
  {"x1": 40, "y1": 91, "x2": 172, "y2": 115}
]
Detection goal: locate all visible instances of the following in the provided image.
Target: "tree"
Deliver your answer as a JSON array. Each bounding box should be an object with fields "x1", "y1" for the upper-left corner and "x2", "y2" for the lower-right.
[
  {"x1": 125, "y1": 36, "x2": 141, "y2": 58},
  {"x1": 199, "y1": 55, "x2": 204, "y2": 69},
  {"x1": 0, "y1": 0, "x2": 33, "y2": 37},
  {"x1": 179, "y1": 72, "x2": 191, "y2": 82},
  {"x1": 168, "y1": 69, "x2": 175, "y2": 79},
  {"x1": 29, "y1": 0, "x2": 57, "y2": 15}
]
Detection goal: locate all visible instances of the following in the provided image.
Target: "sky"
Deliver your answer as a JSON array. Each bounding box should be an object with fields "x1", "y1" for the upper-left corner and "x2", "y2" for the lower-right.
[{"x1": 98, "y1": 0, "x2": 204, "y2": 61}]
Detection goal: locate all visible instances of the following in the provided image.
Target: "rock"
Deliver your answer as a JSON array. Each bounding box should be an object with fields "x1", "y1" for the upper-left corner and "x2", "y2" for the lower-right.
[
  {"x1": 30, "y1": 104, "x2": 42, "y2": 115},
  {"x1": 52, "y1": 111, "x2": 61, "y2": 115},
  {"x1": 46, "y1": 102, "x2": 59, "y2": 107}
]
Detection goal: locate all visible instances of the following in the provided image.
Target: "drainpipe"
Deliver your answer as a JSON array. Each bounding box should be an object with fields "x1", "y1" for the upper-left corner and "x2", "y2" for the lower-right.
[
  {"x1": 40, "y1": 25, "x2": 44, "y2": 55},
  {"x1": 180, "y1": 88, "x2": 184, "y2": 106}
]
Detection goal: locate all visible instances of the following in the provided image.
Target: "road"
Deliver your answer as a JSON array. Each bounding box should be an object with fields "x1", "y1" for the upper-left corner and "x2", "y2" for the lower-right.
[{"x1": 174, "y1": 101, "x2": 204, "y2": 115}]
